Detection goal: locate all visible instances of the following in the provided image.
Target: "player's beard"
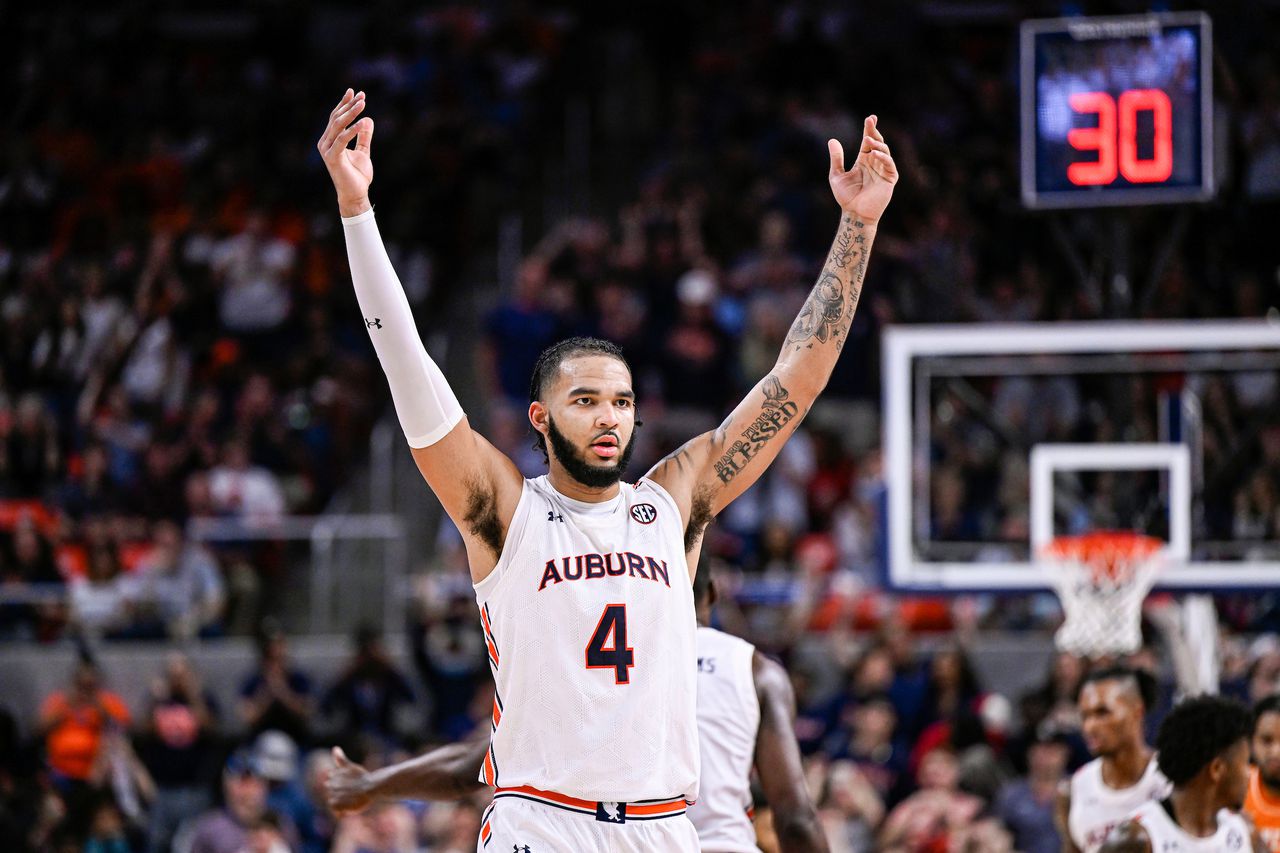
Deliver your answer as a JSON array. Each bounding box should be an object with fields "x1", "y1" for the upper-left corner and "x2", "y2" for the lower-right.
[
  {"x1": 546, "y1": 414, "x2": 635, "y2": 489},
  {"x1": 1261, "y1": 766, "x2": 1280, "y2": 792}
]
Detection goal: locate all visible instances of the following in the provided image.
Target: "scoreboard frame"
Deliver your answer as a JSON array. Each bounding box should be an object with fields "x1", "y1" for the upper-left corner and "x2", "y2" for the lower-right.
[{"x1": 1020, "y1": 12, "x2": 1215, "y2": 210}]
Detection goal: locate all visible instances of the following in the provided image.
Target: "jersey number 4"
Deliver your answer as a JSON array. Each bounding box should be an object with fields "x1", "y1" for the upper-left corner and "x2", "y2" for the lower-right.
[{"x1": 585, "y1": 604, "x2": 635, "y2": 684}]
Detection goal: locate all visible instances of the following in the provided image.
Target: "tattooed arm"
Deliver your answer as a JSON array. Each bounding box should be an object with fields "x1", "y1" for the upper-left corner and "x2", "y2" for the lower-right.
[{"x1": 647, "y1": 116, "x2": 898, "y2": 560}]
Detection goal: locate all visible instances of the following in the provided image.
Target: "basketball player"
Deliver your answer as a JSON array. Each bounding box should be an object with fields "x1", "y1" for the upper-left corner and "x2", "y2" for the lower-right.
[
  {"x1": 323, "y1": 561, "x2": 829, "y2": 852},
  {"x1": 317, "y1": 88, "x2": 896, "y2": 851},
  {"x1": 1056, "y1": 667, "x2": 1171, "y2": 852},
  {"x1": 1099, "y1": 694, "x2": 1261, "y2": 852},
  {"x1": 1245, "y1": 694, "x2": 1280, "y2": 851}
]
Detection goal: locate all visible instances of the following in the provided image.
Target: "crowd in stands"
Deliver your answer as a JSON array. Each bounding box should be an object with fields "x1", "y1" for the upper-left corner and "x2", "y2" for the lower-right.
[
  {"x1": 7, "y1": 604, "x2": 1280, "y2": 852},
  {"x1": 4, "y1": 0, "x2": 1280, "y2": 850}
]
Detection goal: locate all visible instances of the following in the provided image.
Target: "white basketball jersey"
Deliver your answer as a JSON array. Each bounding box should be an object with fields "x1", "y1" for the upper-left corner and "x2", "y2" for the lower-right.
[
  {"x1": 473, "y1": 476, "x2": 699, "y2": 803},
  {"x1": 1069, "y1": 756, "x2": 1173, "y2": 852},
  {"x1": 688, "y1": 626, "x2": 761, "y2": 853},
  {"x1": 1130, "y1": 800, "x2": 1251, "y2": 852}
]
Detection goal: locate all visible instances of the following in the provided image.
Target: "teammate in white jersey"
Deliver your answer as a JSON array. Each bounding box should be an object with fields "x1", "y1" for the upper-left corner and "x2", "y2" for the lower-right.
[
  {"x1": 1099, "y1": 694, "x2": 1262, "y2": 853},
  {"x1": 687, "y1": 561, "x2": 826, "y2": 852},
  {"x1": 1057, "y1": 667, "x2": 1172, "y2": 852},
  {"x1": 316, "y1": 89, "x2": 897, "y2": 851},
  {"x1": 322, "y1": 561, "x2": 828, "y2": 853}
]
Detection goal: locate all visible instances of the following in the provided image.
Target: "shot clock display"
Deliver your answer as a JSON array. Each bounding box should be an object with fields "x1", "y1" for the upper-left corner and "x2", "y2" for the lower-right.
[{"x1": 1021, "y1": 12, "x2": 1214, "y2": 209}]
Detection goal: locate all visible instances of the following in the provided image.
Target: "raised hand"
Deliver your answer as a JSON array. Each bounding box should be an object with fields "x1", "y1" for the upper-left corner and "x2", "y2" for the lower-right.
[
  {"x1": 325, "y1": 746, "x2": 374, "y2": 815},
  {"x1": 318, "y1": 89, "x2": 375, "y2": 216},
  {"x1": 828, "y1": 116, "x2": 898, "y2": 224}
]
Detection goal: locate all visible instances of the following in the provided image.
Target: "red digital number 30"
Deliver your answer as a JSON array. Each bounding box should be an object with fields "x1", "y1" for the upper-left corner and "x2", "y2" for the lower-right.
[{"x1": 1067, "y1": 89, "x2": 1173, "y2": 186}]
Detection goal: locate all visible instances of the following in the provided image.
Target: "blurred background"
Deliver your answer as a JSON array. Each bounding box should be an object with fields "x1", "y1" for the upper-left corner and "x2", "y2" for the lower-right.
[{"x1": 2, "y1": 1, "x2": 1279, "y2": 851}]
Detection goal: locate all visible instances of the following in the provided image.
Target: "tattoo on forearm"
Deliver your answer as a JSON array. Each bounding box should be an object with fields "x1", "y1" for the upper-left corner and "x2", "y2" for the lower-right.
[
  {"x1": 713, "y1": 376, "x2": 800, "y2": 484},
  {"x1": 787, "y1": 272, "x2": 844, "y2": 346},
  {"x1": 785, "y1": 216, "x2": 871, "y2": 354},
  {"x1": 831, "y1": 214, "x2": 856, "y2": 269}
]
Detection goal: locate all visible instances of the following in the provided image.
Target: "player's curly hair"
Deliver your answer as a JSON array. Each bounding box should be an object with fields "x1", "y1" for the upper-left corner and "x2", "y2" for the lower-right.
[
  {"x1": 1079, "y1": 665, "x2": 1159, "y2": 711},
  {"x1": 527, "y1": 337, "x2": 636, "y2": 463},
  {"x1": 1154, "y1": 694, "x2": 1252, "y2": 786},
  {"x1": 1255, "y1": 693, "x2": 1280, "y2": 728}
]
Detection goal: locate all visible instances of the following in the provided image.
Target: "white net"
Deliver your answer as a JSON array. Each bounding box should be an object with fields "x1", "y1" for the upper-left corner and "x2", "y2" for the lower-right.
[{"x1": 1044, "y1": 533, "x2": 1163, "y2": 658}]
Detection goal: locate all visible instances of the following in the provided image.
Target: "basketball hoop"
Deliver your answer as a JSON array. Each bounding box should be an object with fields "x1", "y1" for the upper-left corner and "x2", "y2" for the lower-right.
[{"x1": 1042, "y1": 531, "x2": 1165, "y2": 658}]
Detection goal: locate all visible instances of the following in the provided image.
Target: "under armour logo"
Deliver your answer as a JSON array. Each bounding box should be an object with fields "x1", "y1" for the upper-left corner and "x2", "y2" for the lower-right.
[
  {"x1": 513, "y1": 846, "x2": 531, "y2": 853},
  {"x1": 365, "y1": 317, "x2": 382, "y2": 329},
  {"x1": 547, "y1": 511, "x2": 564, "y2": 522}
]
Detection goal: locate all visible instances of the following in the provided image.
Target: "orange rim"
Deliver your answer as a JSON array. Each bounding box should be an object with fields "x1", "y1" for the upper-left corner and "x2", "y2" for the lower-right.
[{"x1": 1044, "y1": 530, "x2": 1163, "y2": 580}]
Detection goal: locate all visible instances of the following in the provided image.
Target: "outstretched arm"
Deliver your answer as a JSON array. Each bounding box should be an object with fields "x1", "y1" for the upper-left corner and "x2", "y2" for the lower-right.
[
  {"x1": 325, "y1": 734, "x2": 489, "y2": 814},
  {"x1": 647, "y1": 117, "x2": 897, "y2": 546},
  {"x1": 318, "y1": 90, "x2": 523, "y2": 582},
  {"x1": 1097, "y1": 821, "x2": 1152, "y2": 853},
  {"x1": 754, "y1": 652, "x2": 829, "y2": 853}
]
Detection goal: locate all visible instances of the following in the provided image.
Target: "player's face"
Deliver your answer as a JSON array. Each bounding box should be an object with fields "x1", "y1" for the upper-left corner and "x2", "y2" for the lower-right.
[
  {"x1": 1253, "y1": 711, "x2": 1280, "y2": 789},
  {"x1": 1079, "y1": 680, "x2": 1139, "y2": 757},
  {"x1": 537, "y1": 355, "x2": 637, "y2": 488},
  {"x1": 1217, "y1": 738, "x2": 1251, "y2": 811}
]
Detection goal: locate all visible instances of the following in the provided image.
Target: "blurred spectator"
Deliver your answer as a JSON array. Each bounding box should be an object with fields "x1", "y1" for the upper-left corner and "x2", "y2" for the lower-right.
[
  {"x1": 58, "y1": 445, "x2": 124, "y2": 522},
  {"x1": 135, "y1": 653, "x2": 221, "y2": 853},
  {"x1": 910, "y1": 644, "x2": 984, "y2": 739},
  {"x1": 293, "y1": 749, "x2": 338, "y2": 853},
  {"x1": 208, "y1": 440, "x2": 286, "y2": 521},
  {"x1": 239, "y1": 623, "x2": 315, "y2": 746},
  {"x1": 994, "y1": 725, "x2": 1070, "y2": 853},
  {"x1": 1018, "y1": 651, "x2": 1085, "y2": 738},
  {"x1": 1, "y1": 393, "x2": 61, "y2": 498},
  {"x1": 1, "y1": 517, "x2": 66, "y2": 640},
  {"x1": 252, "y1": 730, "x2": 316, "y2": 852},
  {"x1": 243, "y1": 811, "x2": 290, "y2": 853},
  {"x1": 321, "y1": 626, "x2": 415, "y2": 749},
  {"x1": 815, "y1": 758, "x2": 884, "y2": 853},
  {"x1": 331, "y1": 802, "x2": 417, "y2": 853},
  {"x1": 1242, "y1": 60, "x2": 1280, "y2": 199},
  {"x1": 82, "y1": 791, "x2": 135, "y2": 853},
  {"x1": 209, "y1": 211, "x2": 296, "y2": 338},
  {"x1": 480, "y1": 258, "x2": 562, "y2": 407},
  {"x1": 126, "y1": 520, "x2": 225, "y2": 640},
  {"x1": 876, "y1": 746, "x2": 983, "y2": 852},
  {"x1": 410, "y1": 588, "x2": 487, "y2": 741},
  {"x1": 657, "y1": 269, "x2": 734, "y2": 414},
  {"x1": 37, "y1": 660, "x2": 130, "y2": 788},
  {"x1": 184, "y1": 749, "x2": 300, "y2": 853},
  {"x1": 824, "y1": 693, "x2": 908, "y2": 805}
]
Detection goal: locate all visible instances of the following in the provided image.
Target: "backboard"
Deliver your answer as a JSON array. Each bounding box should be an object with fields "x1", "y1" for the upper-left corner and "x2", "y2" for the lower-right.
[{"x1": 882, "y1": 320, "x2": 1280, "y2": 590}]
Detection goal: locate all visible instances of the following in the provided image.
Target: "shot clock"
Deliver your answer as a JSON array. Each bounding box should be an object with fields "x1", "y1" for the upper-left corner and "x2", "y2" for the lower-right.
[{"x1": 1020, "y1": 12, "x2": 1214, "y2": 209}]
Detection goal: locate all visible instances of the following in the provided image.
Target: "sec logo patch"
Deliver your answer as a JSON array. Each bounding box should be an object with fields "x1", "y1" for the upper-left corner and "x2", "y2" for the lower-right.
[{"x1": 630, "y1": 503, "x2": 657, "y2": 524}]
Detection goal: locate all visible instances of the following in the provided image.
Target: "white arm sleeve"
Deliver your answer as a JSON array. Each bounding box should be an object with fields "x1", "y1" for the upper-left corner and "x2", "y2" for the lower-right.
[{"x1": 342, "y1": 209, "x2": 464, "y2": 448}]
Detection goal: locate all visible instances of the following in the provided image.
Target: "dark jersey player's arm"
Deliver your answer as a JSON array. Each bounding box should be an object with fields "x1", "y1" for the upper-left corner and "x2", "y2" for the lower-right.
[
  {"x1": 1054, "y1": 783, "x2": 1082, "y2": 853},
  {"x1": 646, "y1": 121, "x2": 897, "y2": 554},
  {"x1": 326, "y1": 732, "x2": 488, "y2": 813},
  {"x1": 754, "y1": 652, "x2": 828, "y2": 853}
]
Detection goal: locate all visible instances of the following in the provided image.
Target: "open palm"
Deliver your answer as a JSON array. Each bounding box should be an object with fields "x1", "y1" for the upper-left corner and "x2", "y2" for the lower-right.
[
  {"x1": 318, "y1": 89, "x2": 375, "y2": 207},
  {"x1": 829, "y1": 115, "x2": 898, "y2": 224}
]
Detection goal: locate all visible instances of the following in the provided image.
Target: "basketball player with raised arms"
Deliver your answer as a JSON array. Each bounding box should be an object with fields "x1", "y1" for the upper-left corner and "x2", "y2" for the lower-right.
[
  {"x1": 317, "y1": 88, "x2": 896, "y2": 851},
  {"x1": 323, "y1": 561, "x2": 828, "y2": 852},
  {"x1": 1245, "y1": 694, "x2": 1280, "y2": 851},
  {"x1": 1099, "y1": 694, "x2": 1262, "y2": 852},
  {"x1": 1056, "y1": 667, "x2": 1172, "y2": 853}
]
